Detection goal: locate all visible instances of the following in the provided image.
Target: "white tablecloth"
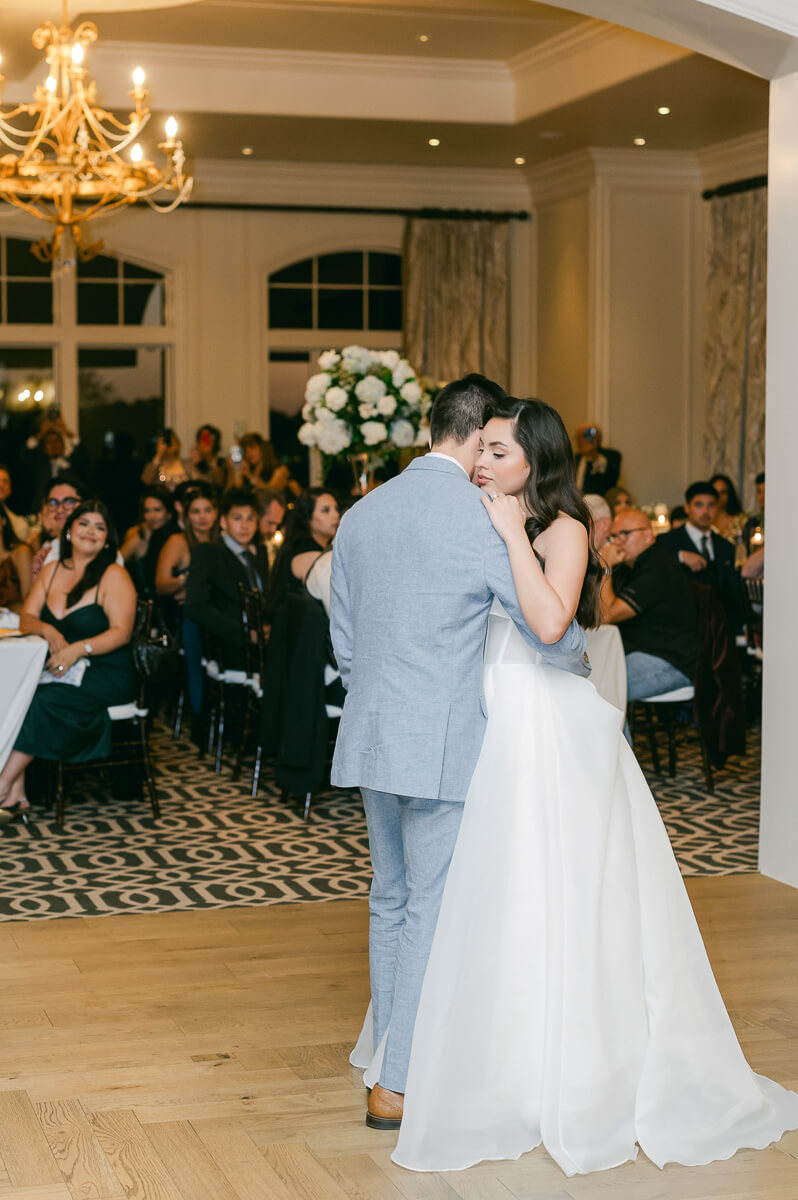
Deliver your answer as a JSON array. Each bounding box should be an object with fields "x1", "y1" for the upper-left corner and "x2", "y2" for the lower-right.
[
  {"x1": 585, "y1": 624, "x2": 627, "y2": 714},
  {"x1": 0, "y1": 636, "x2": 48, "y2": 771}
]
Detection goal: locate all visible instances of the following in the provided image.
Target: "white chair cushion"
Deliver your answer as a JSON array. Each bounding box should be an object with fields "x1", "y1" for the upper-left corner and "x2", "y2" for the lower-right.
[
  {"x1": 204, "y1": 660, "x2": 248, "y2": 685},
  {"x1": 639, "y1": 685, "x2": 695, "y2": 704},
  {"x1": 108, "y1": 702, "x2": 149, "y2": 720},
  {"x1": 325, "y1": 704, "x2": 344, "y2": 718}
]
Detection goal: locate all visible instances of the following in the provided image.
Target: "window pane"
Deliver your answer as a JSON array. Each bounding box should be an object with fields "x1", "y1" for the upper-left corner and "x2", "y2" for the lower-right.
[
  {"x1": 77, "y1": 254, "x2": 119, "y2": 280},
  {"x1": 269, "y1": 287, "x2": 312, "y2": 329},
  {"x1": 0, "y1": 347, "x2": 55, "y2": 485},
  {"x1": 319, "y1": 288, "x2": 363, "y2": 329},
  {"x1": 369, "y1": 252, "x2": 402, "y2": 286},
  {"x1": 123, "y1": 261, "x2": 163, "y2": 280},
  {"x1": 6, "y1": 281, "x2": 53, "y2": 324},
  {"x1": 78, "y1": 345, "x2": 166, "y2": 466},
  {"x1": 318, "y1": 252, "x2": 363, "y2": 285},
  {"x1": 124, "y1": 282, "x2": 164, "y2": 326},
  {"x1": 78, "y1": 283, "x2": 119, "y2": 324},
  {"x1": 270, "y1": 258, "x2": 312, "y2": 284},
  {"x1": 368, "y1": 289, "x2": 402, "y2": 331},
  {"x1": 5, "y1": 238, "x2": 52, "y2": 278}
]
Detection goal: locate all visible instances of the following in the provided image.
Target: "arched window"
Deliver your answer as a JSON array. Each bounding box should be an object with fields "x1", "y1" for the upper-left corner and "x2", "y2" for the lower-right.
[
  {"x1": 269, "y1": 250, "x2": 402, "y2": 331},
  {"x1": 0, "y1": 235, "x2": 172, "y2": 475}
]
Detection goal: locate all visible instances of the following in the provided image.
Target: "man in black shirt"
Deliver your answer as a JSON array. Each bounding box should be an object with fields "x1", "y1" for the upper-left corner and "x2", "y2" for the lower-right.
[{"x1": 601, "y1": 508, "x2": 698, "y2": 702}]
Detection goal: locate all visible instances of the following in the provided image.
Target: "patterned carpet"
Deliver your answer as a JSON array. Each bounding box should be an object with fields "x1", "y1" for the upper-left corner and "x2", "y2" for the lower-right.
[{"x1": 0, "y1": 721, "x2": 760, "y2": 922}]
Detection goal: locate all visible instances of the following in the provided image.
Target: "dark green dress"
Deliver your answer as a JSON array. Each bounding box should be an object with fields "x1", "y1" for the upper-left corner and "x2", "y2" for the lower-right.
[{"x1": 15, "y1": 583, "x2": 136, "y2": 763}]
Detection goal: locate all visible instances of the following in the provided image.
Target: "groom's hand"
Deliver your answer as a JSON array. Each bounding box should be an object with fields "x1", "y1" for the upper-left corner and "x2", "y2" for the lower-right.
[{"x1": 481, "y1": 491, "x2": 527, "y2": 542}]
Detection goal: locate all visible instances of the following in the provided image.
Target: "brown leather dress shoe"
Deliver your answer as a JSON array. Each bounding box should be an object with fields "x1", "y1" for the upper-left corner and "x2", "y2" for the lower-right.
[{"x1": 366, "y1": 1083, "x2": 404, "y2": 1130}]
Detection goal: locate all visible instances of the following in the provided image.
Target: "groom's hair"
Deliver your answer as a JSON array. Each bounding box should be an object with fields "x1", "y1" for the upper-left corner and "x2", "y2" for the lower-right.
[{"x1": 430, "y1": 374, "x2": 506, "y2": 446}]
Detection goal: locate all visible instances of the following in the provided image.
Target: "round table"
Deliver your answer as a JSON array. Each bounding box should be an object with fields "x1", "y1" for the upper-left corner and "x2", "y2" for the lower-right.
[{"x1": 0, "y1": 635, "x2": 48, "y2": 772}]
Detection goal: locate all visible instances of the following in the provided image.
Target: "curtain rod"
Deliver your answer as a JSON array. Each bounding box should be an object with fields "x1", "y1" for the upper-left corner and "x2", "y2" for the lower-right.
[
  {"x1": 702, "y1": 174, "x2": 767, "y2": 201},
  {"x1": 180, "y1": 200, "x2": 531, "y2": 222}
]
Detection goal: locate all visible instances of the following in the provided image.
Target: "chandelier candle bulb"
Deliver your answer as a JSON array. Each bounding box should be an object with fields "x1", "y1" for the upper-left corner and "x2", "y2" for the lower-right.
[
  {"x1": 130, "y1": 143, "x2": 143, "y2": 163},
  {"x1": 45, "y1": 75, "x2": 57, "y2": 92},
  {"x1": 71, "y1": 43, "x2": 84, "y2": 65},
  {"x1": 165, "y1": 116, "x2": 178, "y2": 142},
  {"x1": 132, "y1": 66, "x2": 146, "y2": 88}
]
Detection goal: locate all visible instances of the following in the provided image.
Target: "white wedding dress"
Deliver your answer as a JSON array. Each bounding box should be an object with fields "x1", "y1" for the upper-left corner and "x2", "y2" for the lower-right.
[{"x1": 351, "y1": 600, "x2": 798, "y2": 1176}]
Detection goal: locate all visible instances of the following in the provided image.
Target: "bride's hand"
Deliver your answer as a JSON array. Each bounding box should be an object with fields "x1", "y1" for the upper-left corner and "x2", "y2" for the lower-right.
[{"x1": 481, "y1": 492, "x2": 527, "y2": 542}]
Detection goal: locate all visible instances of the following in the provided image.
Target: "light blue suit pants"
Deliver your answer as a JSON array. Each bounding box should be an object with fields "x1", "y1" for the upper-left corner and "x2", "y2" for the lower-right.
[{"x1": 361, "y1": 788, "x2": 463, "y2": 1094}]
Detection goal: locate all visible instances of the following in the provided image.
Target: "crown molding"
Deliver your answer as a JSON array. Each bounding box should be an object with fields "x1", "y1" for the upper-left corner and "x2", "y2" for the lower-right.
[
  {"x1": 191, "y1": 157, "x2": 531, "y2": 211},
  {"x1": 526, "y1": 150, "x2": 596, "y2": 206},
  {"x1": 508, "y1": 17, "x2": 622, "y2": 74},
  {"x1": 528, "y1": 147, "x2": 702, "y2": 205},
  {"x1": 697, "y1": 129, "x2": 768, "y2": 189}
]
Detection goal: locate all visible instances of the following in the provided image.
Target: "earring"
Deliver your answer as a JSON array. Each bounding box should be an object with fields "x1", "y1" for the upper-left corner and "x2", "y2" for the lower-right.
[{"x1": 66, "y1": 533, "x2": 71, "y2": 541}]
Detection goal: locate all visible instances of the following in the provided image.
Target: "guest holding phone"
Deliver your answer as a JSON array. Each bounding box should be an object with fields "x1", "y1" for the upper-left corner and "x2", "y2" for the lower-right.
[{"x1": 573, "y1": 424, "x2": 621, "y2": 496}]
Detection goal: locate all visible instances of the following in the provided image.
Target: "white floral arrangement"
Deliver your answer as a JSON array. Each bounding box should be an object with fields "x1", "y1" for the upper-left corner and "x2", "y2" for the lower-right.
[{"x1": 298, "y1": 346, "x2": 435, "y2": 461}]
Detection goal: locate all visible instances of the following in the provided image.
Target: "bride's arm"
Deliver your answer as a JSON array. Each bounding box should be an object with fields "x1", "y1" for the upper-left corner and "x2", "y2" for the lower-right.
[{"x1": 482, "y1": 493, "x2": 587, "y2": 643}]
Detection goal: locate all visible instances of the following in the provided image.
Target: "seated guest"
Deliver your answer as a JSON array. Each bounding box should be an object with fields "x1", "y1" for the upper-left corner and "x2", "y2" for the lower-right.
[
  {"x1": 141, "y1": 428, "x2": 190, "y2": 491},
  {"x1": 188, "y1": 424, "x2": 227, "y2": 490},
  {"x1": 574, "y1": 425, "x2": 621, "y2": 495},
  {"x1": 743, "y1": 471, "x2": 765, "y2": 553},
  {"x1": 0, "y1": 464, "x2": 31, "y2": 543},
  {"x1": 600, "y1": 508, "x2": 698, "y2": 703},
  {"x1": 29, "y1": 474, "x2": 84, "y2": 577},
  {"x1": 657, "y1": 481, "x2": 745, "y2": 634},
  {"x1": 185, "y1": 488, "x2": 269, "y2": 670},
  {"x1": 0, "y1": 501, "x2": 136, "y2": 825},
  {"x1": 264, "y1": 488, "x2": 340, "y2": 619},
  {"x1": 742, "y1": 547, "x2": 764, "y2": 581},
  {"x1": 228, "y1": 432, "x2": 301, "y2": 499},
  {"x1": 583, "y1": 494, "x2": 612, "y2": 551},
  {"x1": 121, "y1": 486, "x2": 177, "y2": 598},
  {"x1": 709, "y1": 473, "x2": 747, "y2": 542},
  {"x1": 670, "y1": 504, "x2": 687, "y2": 530},
  {"x1": 156, "y1": 483, "x2": 219, "y2": 604},
  {"x1": 16, "y1": 418, "x2": 89, "y2": 515},
  {"x1": 0, "y1": 506, "x2": 33, "y2": 611},
  {"x1": 605, "y1": 485, "x2": 635, "y2": 517},
  {"x1": 257, "y1": 487, "x2": 287, "y2": 568},
  {"x1": 305, "y1": 548, "x2": 333, "y2": 617}
]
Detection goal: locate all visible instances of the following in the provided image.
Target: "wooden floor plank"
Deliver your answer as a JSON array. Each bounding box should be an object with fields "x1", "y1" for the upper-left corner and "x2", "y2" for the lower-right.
[
  {"x1": 35, "y1": 1098, "x2": 125, "y2": 1199},
  {"x1": 262, "y1": 1142, "x2": 359, "y2": 1200},
  {"x1": 0, "y1": 1091, "x2": 63, "y2": 1188},
  {"x1": 88, "y1": 1110, "x2": 182, "y2": 1200},
  {"x1": 193, "y1": 1126, "x2": 297, "y2": 1200},
  {"x1": 143, "y1": 1121, "x2": 240, "y2": 1200}
]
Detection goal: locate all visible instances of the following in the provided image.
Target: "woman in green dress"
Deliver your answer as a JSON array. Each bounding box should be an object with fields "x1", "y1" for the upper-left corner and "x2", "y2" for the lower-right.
[{"x1": 0, "y1": 500, "x2": 136, "y2": 826}]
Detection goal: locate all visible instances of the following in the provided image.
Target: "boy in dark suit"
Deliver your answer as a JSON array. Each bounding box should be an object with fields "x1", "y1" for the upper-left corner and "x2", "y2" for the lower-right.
[
  {"x1": 657, "y1": 481, "x2": 745, "y2": 633},
  {"x1": 185, "y1": 488, "x2": 269, "y2": 669}
]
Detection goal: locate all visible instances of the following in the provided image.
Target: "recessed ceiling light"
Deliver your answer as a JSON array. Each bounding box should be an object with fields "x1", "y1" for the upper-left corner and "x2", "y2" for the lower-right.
[
  {"x1": 633, "y1": 137, "x2": 646, "y2": 146},
  {"x1": 417, "y1": 34, "x2": 430, "y2": 43},
  {"x1": 537, "y1": 130, "x2": 563, "y2": 140},
  {"x1": 428, "y1": 138, "x2": 440, "y2": 147},
  {"x1": 514, "y1": 156, "x2": 526, "y2": 166},
  {"x1": 241, "y1": 146, "x2": 254, "y2": 156},
  {"x1": 657, "y1": 106, "x2": 671, "y2": 115}
]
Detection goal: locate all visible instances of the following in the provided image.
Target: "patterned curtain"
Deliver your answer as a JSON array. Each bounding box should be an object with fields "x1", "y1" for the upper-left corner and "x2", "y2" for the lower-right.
[
  {"x1": 703, "y1": 189, "x2": 767, "y2": 509},
  {"x1": 403, "y1": 219, "x2": 509, "y2": 386}
]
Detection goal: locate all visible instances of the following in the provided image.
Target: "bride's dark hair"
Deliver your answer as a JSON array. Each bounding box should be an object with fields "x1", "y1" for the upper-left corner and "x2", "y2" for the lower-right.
[{"x1": 493, "y1": 397, "x2": 603, "y2": 629}]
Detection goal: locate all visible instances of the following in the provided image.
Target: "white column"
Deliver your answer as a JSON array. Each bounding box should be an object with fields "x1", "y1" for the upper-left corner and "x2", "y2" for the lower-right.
[{"x1": 758, "y1": 70, "x2": 798, "y2": 887}]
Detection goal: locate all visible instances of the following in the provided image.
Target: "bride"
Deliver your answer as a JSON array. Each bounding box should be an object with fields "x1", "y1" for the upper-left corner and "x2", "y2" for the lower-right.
[{"x1": 351, "y1": 397, "x2": 798, "y2": 1176}]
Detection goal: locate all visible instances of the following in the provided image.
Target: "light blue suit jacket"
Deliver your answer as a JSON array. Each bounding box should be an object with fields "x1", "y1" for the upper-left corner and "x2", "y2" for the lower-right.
[{"x1": 330, "y1": 455, "x2": 589, "y2": 803}]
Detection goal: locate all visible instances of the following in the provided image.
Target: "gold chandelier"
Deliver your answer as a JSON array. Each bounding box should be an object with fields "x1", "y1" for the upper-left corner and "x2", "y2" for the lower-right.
[{"x1": 0, "y1": 0, "x2": 192, "y2": 265}]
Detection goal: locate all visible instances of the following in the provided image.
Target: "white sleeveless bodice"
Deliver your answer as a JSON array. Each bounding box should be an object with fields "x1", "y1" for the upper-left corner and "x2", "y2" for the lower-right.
[{"x1": 484, "y1": 597, "x2": 544, "y2": 668}]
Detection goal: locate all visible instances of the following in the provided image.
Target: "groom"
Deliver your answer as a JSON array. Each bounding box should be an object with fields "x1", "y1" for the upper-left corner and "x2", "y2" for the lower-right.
[{"x1": 330, "y1": 374, "x2": 589, "y2": 1130}]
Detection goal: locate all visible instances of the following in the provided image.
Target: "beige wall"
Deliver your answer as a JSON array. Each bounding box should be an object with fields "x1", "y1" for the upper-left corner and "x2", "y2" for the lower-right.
[{"x1": 535, "y1": 192, "x2": 591, "y2": 434}]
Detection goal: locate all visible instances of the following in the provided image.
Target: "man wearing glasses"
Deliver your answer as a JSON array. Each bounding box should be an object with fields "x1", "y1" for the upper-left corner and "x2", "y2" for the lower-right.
[
  {"x1": 30, "y1": 475, "x2": 83, "y2": 578},
  {"x1": 600, "y1": 508, "x2": 698, "y2": 704}
]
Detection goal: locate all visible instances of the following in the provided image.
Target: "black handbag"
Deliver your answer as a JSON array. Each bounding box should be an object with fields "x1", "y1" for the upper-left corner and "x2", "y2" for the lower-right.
[{"x1": 131, "y1": 622, "x2": 179, "y2": 684}]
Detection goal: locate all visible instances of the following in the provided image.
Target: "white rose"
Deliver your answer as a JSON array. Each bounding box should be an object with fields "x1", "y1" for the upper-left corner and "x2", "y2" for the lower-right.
[
  {"x1": 414, "y1": 422, "x2": 431, "y2": 447},
  {"x1": 316, "y1": 417, "x2": 352, "y2": 455},
  {"x1": 305, "y1": 371, "x2": 331, "y2": 403},
  {"x1": 376, "y1": 393, "x2": 397, "y2": 418},
  {"x1": 301, "y1": 402, "x2": 314, "y2": 421},
  {"x1": 400, "y1": 380, "x2": 422, "y2": 405},
  {"x1": 298, "y1": 422, "x2": 318, "y2": 447},
  {"x1": 392, "y1": 359, "x2": 414, "y2": 388},
  {"x1": 342, "y1": 344, "x2": 372, "y2": 375},
  {"x1": 318, "y1": 349, "x2": 341, "y2": 371},
  {"x1": 358, "y1": 401, "x2": 377, "y2": 419},
  {"x1": 355, "y1": 375, "x2": 387, "y2": 403},
  {"x1": 324, "y1": 386, "x2": 349, "y2": 412},
  {"x1": 361, "y1": 420, "x2": 388, "y2": 447},
  {"x1": 316, "y1": 406, "x2": 335, "y2": 424},
  {"x1": 370, "y1": 349, "x2": 400, "y2": 370},
  {"x1": 390, "y1": 419, "x2": 415, "y2": 448}
]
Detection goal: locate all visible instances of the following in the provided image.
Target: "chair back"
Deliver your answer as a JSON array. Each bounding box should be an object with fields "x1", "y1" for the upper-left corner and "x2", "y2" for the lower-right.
[
  {"x1": 134, "y1": 598, "x2": 154, "y2": 640},
  {"x1": 691, "y1": 581, "x2": 746, "y2": 764},
  {"x1": 742, "y1": 578, "x2": 764, "y2": 650},
  {"x1": 238, "y1": 584, "x2": 266, "y2": 682}
]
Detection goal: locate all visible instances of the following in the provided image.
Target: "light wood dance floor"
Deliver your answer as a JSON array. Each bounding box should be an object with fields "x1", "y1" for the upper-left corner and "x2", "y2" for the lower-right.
[{"x1": 0, "y1": 874, "x2": 797, "y2": 1200}]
